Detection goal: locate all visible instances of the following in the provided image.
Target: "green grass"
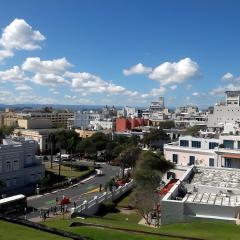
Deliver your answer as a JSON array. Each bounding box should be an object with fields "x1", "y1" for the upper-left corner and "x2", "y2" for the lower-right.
[
  {"x1": 45, "y1": 218, "x2": 178, "y2": 240},
  {"x1": 0, "y1": 220, "x2": 69, "y2": 240},
  {"x1": 44, "y1": 191, "x2": 240, "y2": 240},
  {"x1": 44, "y1": 162, "x2": 92, "y2": 178}
]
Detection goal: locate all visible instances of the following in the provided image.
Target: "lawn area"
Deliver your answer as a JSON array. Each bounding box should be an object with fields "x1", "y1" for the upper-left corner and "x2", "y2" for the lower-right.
[
  {"x1": 44, "y1": 162, "x2": 93, "y2": 178},
  {"x1": 0, "y1": 220, "x2": 69, "y2": 240},
  {"x1": 44, "y1": 191, "x2": 240, "y2": 240}
]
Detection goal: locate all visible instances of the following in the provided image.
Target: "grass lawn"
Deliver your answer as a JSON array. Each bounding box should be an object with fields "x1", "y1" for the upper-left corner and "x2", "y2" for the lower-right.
[
  {"x1": 44, "y1": 162, "x2": 93, "y2": 178},
  {"x1": 44, "y1": 191, "x2": 240, "y2": 240},
  {"x1": 0, "y1": 220, "x2": 70, "y2": 240}
]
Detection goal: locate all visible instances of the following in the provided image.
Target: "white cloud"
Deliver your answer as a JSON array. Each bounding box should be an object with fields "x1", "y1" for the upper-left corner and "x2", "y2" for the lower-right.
[
  {"x1": 186, "y1": 84, "x2": 192, "y2": 90},
  {"x1": 209, "y1": 83, "x2": 240, "y2": 96},
  {"x1": 149, "y1": 58, "x2": 200, "y2": 86},
  {"x1": 0, "y1": 66, "x2": 28, "y2": 83},
  {"x1": 222, "y1": 72, "x2": 234, "y2": 81},
  {"x1": 67, "y1": 71, "x2": 133, "y2": 95},
  {"x1": 22, "y1": 57, "x2": 72, "y2": 74},
  {"x1": 170, "y1": 85, "x2": 177, "y2": 90},
  {"x1": 0, "y1": 90, "x2": 11, "y2": 96},
  {"x1": 123, "y1": 63, "x2": 152, "y2": 76},
  {"x1": 149, "y1": 87, "x2": 166, "y2": 97},
  {"x1": 15, "y1": 84, "x2": 32, "y2": 91},
  {"x1": 192, "y1": 92, "x2": 199, "y2": 96},
  {"x1": 32, "y1": 73, "x2": 69, "y2": 86},
  {"x1": 186, "y1": 96, "x2": 191, "y2": 101},
  {"x1": 0, "y1": 19, "x2": 45, "y2": 62}
]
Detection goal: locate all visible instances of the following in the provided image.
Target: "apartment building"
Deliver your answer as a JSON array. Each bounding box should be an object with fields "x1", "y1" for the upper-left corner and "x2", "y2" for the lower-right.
[
  {"x1": 12, "y1": 128, "x2": 59, "y2": 154},
  {"x1": 208, "y1": 91, "x2": 240, "y2": 129},
  {"x1": 164, "y1": 134, "x2": 240, "y2": 169},
  {"x1": 17, "y1": 110, "x2": 74, "y2": 128},
  {"x1": 0, "y1": 138, "x2": 44, "y2": 192}
]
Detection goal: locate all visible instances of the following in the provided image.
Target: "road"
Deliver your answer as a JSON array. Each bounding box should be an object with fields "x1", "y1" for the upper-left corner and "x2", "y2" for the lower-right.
[{"x1": 24, "y1": 162, "x2": 120, "y2": 220}]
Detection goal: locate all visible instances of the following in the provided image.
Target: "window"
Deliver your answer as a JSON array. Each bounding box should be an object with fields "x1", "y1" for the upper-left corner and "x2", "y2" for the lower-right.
[
  {"x1": 238, "y1": 141, "x2": 240, "y2": 149},
  {"x1": 180, "y1": 140, "x2": 189, "y2": 147},
  {"x1": 6, "y1": 161, "x2": 11, "y2": 172},
  {"x1": 13, "y1": 160, "x2": 19, "y2": 171},
  {"x1": 172, "y1": 154, "x2": 178, "y2": 164},
  {"x1": 192, "y1": 141, "x2": 201, "y2": 148},
  {"x1": 189, "y1": 156, "x2": 195, "y2": 165},
  {"x1": 223, "y1": 140, "x2": 234, "y2": 149},
  {"x1": 0, "y1": 159, "x2": 2, "y2": 173},
  {"x1": 209, "y1": 142, "x2": 218, "y2": 149},
  {"x1": 225, "y1": 158, "x2": 232, "y2": 168},
  {"x1": 209, "y1": 158, "x2": 214, "y2": 167}
]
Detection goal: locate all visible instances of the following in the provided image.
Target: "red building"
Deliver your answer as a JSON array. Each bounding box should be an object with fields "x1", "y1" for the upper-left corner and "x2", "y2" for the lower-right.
[{"x1": 116, "y1": 117, "x2": 147, "y2": 132}]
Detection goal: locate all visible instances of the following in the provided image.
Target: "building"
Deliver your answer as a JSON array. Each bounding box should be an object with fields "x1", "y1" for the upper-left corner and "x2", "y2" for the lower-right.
[
  {"x1": 164, "y1": 134, "x2": 240, "y2": 169},
  {"x1": 18, "y1": 119, "x2": 52, "y2": 129},
  {"x1": 73, "y1": 111, "x2": 104, "y2": 129},
  {"x1": 0, "y1": 138, "x2": 44, "y2": 193},
  {"x1": 12, "y1": 128, "x2": 60, "y2": 154},
  {"x1": 208, "y1": 91, "x2": 240, "y2": 129},
  {"x1": 17, "y1": 109, "x2": 74, "y2": 128},
  {"x1": 116, "y1": 117, "x2": 147, "y2": 132},
  {"x1": 161, "y1": 166, "x2": 240, "y2": 225},
  {"x1": 117, "y1": 106, "x2": 138, "y2": 118},
  {"x1": 89, "y1": 118, "x2": 115, "y2": 130},
  {"x1": 0, "y1": 109, "x2": 18, "y2": 127}
]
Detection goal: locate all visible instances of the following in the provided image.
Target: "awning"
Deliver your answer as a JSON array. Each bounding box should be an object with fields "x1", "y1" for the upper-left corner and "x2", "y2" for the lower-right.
[{"x1": 222, "y1": 154, "x2": 240, "y2": 159}]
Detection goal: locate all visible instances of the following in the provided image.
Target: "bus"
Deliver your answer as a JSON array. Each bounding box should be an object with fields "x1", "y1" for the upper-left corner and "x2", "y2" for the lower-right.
[{"x1": 0, "y1": 194, "x2": 27, "y2": 214}]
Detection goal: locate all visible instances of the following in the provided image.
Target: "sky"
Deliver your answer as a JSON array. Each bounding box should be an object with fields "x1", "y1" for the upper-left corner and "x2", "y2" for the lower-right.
[{"x1": 0, "y1": 0, "x2": 240, "y2": 108}]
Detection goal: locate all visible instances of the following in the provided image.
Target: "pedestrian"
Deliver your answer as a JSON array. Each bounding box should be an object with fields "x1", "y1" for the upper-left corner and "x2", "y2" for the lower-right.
[
  {"x1": 73, "y1": 201, "x2": 76, "y2": 208},
  {"x1": 56, "y1": 197, "x2": 58, "y2": 204},
  {"x1": 43, "y1": 212, "x2": 46, "y2": 221},
  {"x1": 54, "y1": 206, "x2": 57, "y2": 215},
  {"x1": 99, "y1": 184, "x2": 102, "y2": 192}
]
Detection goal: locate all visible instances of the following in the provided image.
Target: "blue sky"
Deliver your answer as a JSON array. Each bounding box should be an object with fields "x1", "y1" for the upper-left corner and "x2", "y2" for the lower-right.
[{"x1": 0, "y1": 0, "x2": 240, "y2": 108}]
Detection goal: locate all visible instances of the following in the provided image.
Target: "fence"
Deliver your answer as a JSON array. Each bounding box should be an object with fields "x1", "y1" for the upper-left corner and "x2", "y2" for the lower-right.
[{"x1": 72, "y1": 180, "x2": 134, "y2": 216}]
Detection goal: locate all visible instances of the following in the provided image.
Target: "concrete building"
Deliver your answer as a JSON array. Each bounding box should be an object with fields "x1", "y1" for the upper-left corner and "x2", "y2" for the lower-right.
[
  {"x1": 18, "y1": 119, "x2": 52, "y2": 129},
  {"x1": 164, "y1": 134, "x2": 240, "y2": 169},
  {"x1": 12, "y1": 128, "x2": 60, "y2": 154},
  {"x1": 89, "y1": 118, "x2": 114, "y2": 130},
  {"x1": 117, "y1": 106, "x2": 138, "y2": 118},
  {"x1": 0, "y1": 138, "x2": 44, "y2": 192},
  {"x1": 116, "y1": 117, "x2": 147, "y2": 132},
  {"x1": 73, "y1": 111, "x2": 104, "y2": 129},
  {"x1": 161, "y1": 166, "x2": 240, "y2": 225},
  {"x1": 17, "y1": 110, "x2": 74, "y2": 128},
  {"x1": 208, "y1": 91, "x2": 240, "y2": 129}
]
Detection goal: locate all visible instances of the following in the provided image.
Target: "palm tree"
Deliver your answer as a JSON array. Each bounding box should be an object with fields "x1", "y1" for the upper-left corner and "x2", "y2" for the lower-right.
[{"x1": 48, "y1": 132, "x2": 56, "y2": 169}]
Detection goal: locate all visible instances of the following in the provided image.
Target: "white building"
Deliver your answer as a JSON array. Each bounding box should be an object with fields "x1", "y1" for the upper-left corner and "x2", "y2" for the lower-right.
[
  {"x1": 208, "y1": 91, "x2": 240, "y2": 129},
  {"x1": 73, "y1": 111, "x2": 104, "y2": 129},
  {"x1": 164, "y1": 134, "x2": 240, "y2": 169},
  {"x1": 0, "y1": 138, "x2": 44, "y2": 192},
  {"x1": 161, "y1": 166, "x2": 240, "y2": 225},
  {"x1": 89, "y1": 118, "x2": 114, "y2": 130},
  {"x1": 117, "y1": 107, "x2": 137, "y2": 118}
]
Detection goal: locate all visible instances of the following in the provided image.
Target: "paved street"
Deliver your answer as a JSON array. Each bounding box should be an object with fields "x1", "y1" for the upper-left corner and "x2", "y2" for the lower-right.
[{"x1": 23, "y1": 162, "x2": 120, "y2": 220}]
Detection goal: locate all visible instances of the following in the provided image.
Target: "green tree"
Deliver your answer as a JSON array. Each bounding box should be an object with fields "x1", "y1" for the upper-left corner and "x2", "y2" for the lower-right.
[
  {"x1": 117, "y1": 145, "x2": 141, "y2": 179},
  {"x1": 132, "y1": 151, "x2": 174, "y2": 224},
  {"x1": 142, "y1": 128, "x2": 170, "y2": 149},
  {"x1": 159, "y1": 120, "x2": 175, "y2": 129},
  {"x1": 184, "y1": 125, "x2": 205, "y2": 136}
]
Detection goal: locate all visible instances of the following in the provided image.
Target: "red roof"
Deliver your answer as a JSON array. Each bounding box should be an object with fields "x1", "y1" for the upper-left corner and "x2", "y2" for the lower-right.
[{"x1": 160, "y1": 179, "x2": 178, "y2": 196}]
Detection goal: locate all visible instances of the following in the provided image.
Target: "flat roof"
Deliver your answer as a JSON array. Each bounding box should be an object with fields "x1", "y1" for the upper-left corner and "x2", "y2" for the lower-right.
[{"x1": 0, "y1": 194, "x2": 25, "y2": 204}]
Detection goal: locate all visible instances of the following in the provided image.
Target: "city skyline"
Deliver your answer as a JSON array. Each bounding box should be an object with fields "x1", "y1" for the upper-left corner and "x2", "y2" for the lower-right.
[{"x1": 0, "y1": 0, "x2": 240, "y2": 107}]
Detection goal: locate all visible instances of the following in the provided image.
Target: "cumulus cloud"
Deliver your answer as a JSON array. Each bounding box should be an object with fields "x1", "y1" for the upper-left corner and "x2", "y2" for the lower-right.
[
  {"x1": 0, "y1": 19, "x2": 45, "y2": 62},
  {"x1": 123, "y1": 63, "x2": 152, "y2": 76},
  {"x1": 67, "y1": 71, "x2": 136, "y2": 95},
  {"x1": 22, "y1": 57, "x2": 72, "y2": 74},
  {"x1": 209, "y1": 83, "x2": 240, "y2": 96},
  {"x1": 222, "y1": 72, "x2": 234, "y2": 81},
  {"x1": 221, "y1": 72, "x2": 240, "y2": 82},
  {"x1": 32, "y1": 73, "x2": 69, "y2": 86},
  {"x1": 149, "y1": 58, "x2": 200, "y2": 86},
  {"x1": 15, "y1": 84, "x2": 32, "y2": 91},
  {"x1": 0, "y1": 66, "x2": 28, "y2": 82}
]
